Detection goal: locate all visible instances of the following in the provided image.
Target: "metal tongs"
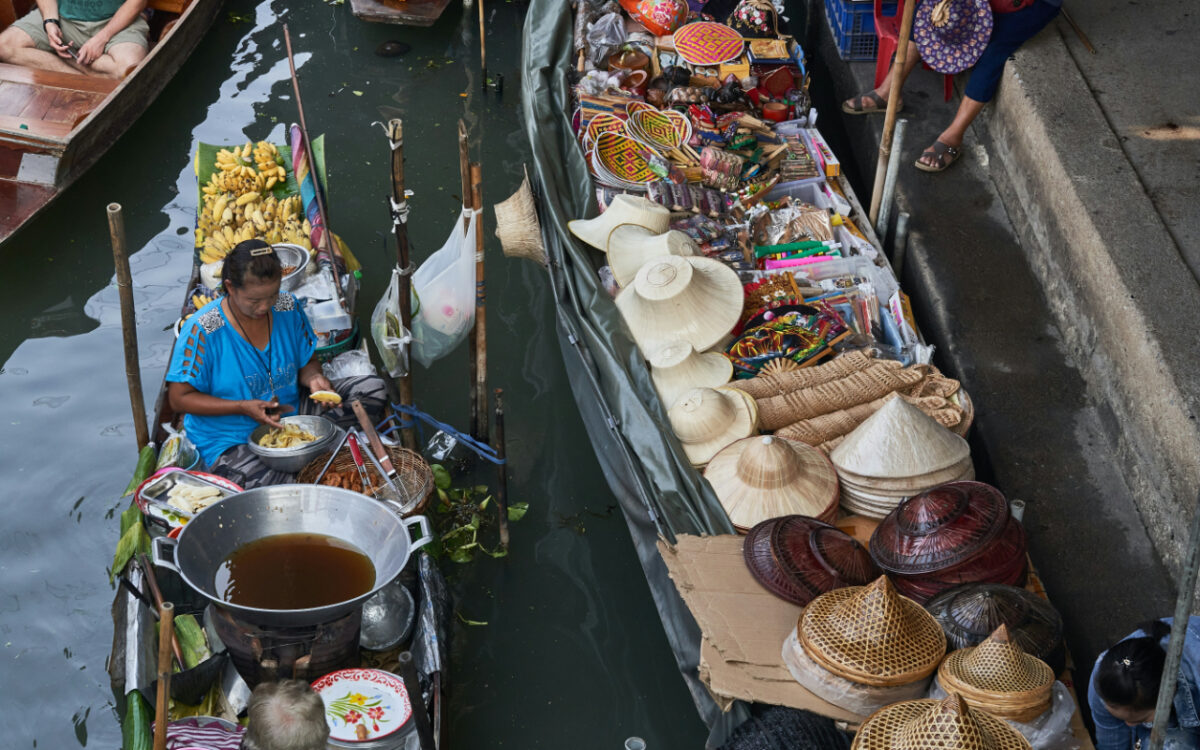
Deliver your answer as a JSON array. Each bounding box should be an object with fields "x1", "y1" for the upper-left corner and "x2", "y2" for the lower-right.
[{"x1": 351, "y1": 399, "x2": 417, "y2": 513}]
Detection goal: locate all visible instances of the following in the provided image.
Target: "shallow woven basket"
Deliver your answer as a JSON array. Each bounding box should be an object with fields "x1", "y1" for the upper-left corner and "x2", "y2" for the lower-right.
[
  {"x1": 850, "y1": 694, "x2": 1033, "y2": 750},
  {"x1": 936, "y1": 625, "x2": 1055, "y2": 722},
  {"x1": 297, "y1": 445, "x2": 434, "y2": 516}
]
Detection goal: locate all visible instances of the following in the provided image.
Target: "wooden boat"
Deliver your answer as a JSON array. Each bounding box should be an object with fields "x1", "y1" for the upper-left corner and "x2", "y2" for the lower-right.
[
  {"x1": 0, "y1": 0, "x2": 223, "y2": 244},
  {"x1": 349, "y1": 0, "x2": 452, "y2": 28}
]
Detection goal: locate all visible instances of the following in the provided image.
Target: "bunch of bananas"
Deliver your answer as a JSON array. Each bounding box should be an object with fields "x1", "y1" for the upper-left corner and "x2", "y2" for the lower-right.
[
  {"x1": 196, "y1": 141, "x2": 313, "y2": 264},
  {"x1": 192, "y1": 292, "x2": 215, "y2": 310}
]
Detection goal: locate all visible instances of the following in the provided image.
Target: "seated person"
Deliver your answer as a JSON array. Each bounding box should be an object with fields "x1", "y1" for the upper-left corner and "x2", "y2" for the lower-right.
[
  {"x1": 0, "y1": 0, "x2": 149, "y2": 78},
  {"x1": 167, "y1": 239, "x2": 386, "y2": 489},
  {"x1": 1089, "y1": 616, "x2": 1200, "y2": 750},
  {"x1": 240, "y1": 679, "x2": 329, "y2": 750}
]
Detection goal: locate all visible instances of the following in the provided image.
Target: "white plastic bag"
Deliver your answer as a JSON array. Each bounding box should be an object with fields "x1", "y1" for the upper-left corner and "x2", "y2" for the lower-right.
[
  {"x1": 928, "y1": 678, "x2": 1080, "y2": 750},
  {"x1": 410, "y1": 209, "x2": 478, "y2": 368},
  {"x1": 371, "y1": 265, "x2": 413, "y2": 378}
]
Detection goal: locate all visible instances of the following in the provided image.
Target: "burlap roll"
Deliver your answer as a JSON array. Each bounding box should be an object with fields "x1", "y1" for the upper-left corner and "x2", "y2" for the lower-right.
[
  {"x1": 729, "y1": 350, "x2": 878, "y2": 400},
  {"x1": 756, "y1": 363, "x2": 925, "y2": 431}
]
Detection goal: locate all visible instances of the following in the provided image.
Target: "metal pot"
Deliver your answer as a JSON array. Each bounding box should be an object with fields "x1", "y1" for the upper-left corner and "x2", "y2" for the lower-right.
[{"x1": 152, "y1": 484, "x2": 432, "y2": 627}]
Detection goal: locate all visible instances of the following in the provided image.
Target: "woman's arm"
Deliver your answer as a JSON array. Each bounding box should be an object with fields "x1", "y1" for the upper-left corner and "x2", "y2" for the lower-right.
[
  {"x1": 168, "y1": 381, "x2": 289, "y2": 428},
  {"x1": 298, "y1": 356, "x2": 333, "y2": 394}
]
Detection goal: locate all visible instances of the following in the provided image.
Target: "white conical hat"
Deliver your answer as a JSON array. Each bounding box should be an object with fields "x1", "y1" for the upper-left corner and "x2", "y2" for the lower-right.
[
  {"x1": 615, "y1": 255, "x2": 743, "y2": 356},
  {"x1": 649, "y1": 341, "x2": 733, "y2": 409},
  {"x1": 607, "y1": 225, "x2": 700, "y2": 288},
  {"x1": 703, "y1": 435, "x2": 840, "y2": 529},
  {"x1": 568, "y1": 194, "x2": 670, "y2": 251},
  {"x1": 831, "y1": 395, "x2": 970, "y2": 480},
  {"x1": 668, "y1": 386, "x2": 758, "y2": 466}
]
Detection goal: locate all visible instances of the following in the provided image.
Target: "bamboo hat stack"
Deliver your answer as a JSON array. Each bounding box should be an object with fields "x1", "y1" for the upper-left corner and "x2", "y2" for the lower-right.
[
  {"x1": 667, "y1": 387, "x2": 758, "y2": 466},
  {"x1": 649, "y1": 341, "x2": 733, "y2": 408},
  {"x1": 926, "y1": 584, "x2": 1065, "y2": 675},
  {"x1": 607, "y1": 225, "x2": 700, "y2": 288},
  {"x1": 782, "y1": 576, "x2": 947, "y2": 716},
  {"x1": 830, "y1": 396, "x2": 973, "y2": 518},
  {"x1": 615, "y1": 255, "x2": 743, "y2": 355},
  {"x1": 567, "y1": 194, "x2": 670, "y2": 250},
  {"x1": 705, "y1": 437, "x2": 840, "y2": 530},
  {"x1": 937, "y1": 625, "x2": 1056, "y2": 723},
  {"x1": 850, "y1": 693, "x2": 1033, "y2": 750}
]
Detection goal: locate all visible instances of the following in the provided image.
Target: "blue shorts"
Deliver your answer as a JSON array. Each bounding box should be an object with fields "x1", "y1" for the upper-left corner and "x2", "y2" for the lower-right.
[{"x1": 963, "y1": 0, "x2": 1061, "y2": 103}]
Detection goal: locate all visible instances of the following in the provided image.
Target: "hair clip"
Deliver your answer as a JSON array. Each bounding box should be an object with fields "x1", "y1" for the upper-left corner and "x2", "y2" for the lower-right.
[
  {"x1": 1122, "y1": 657, "x2": 1133, "y2": 667},
  {"x1": 250, "y1": 246, "x2": 274, "y2": 256}
]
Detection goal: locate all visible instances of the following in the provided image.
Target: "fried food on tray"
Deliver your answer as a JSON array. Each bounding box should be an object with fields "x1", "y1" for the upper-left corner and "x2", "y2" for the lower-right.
[
  {"x1": 166, "y1": 483, "x2": 223, "y2": 514},
  {"x1": 258, "y1": 424, "x2": 317, "y2": 448}
]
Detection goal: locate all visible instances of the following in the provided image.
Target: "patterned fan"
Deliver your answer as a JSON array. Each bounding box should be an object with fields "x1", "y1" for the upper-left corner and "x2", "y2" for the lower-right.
[
  {"x1": 585, "y1": 113, "x2": 628, "y2": 147},
  {"x1": 593, "y1": 132, "x2": 663, "y2": 185},
  {"x1": 629, "y1": 110, "x2": 681, "y2": 150},
  {"x1": 672, "y1": 22, "x2": 745, "y2": 66},
  {"x1": 625, "y1": 101, "x2": 659, "y2": 118}
]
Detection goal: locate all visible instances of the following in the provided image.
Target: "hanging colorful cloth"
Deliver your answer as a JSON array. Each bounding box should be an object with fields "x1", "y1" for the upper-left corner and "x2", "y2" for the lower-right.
[{"x1": 290, "y1": 123, "x2": 336, "y2": 270}]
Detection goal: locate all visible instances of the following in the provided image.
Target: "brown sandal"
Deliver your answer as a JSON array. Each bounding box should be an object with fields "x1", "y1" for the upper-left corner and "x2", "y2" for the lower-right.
[
  {"x1": 842, "y1": 90, "x2": 892, "y2": 115},
  {"x1": 915, "y1": 141, "x2": 962, "y2": 172}
]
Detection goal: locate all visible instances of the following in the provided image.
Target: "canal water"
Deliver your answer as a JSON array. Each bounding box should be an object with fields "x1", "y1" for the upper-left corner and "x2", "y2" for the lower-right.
[{"x1": 0, "y1": 1, "x2": 709, "y2": 747}]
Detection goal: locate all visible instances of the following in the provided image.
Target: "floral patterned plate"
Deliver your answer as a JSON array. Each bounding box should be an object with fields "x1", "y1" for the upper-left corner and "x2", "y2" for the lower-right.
[{"x1": 312, "y1": 668, "x2": 412, "y2": 743}]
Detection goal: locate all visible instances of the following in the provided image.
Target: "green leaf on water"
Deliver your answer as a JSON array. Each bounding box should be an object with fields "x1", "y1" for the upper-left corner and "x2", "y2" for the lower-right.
[
  {"x1": 508, "y1": 502, "x2": 529, "y2": 522},
  {"x1": 456, "y1": 612, "x2": 488, "y2": 626},
  {"x1": 431, "y1": 464, "x2": 452, "y2": 491}
]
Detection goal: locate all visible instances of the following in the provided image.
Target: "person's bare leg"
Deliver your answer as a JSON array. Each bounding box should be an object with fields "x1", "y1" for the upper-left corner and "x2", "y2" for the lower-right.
[
  {"x1": 845, "y1": 42, "x2": 921, "y2": 111},
  {"x1": 917, "y1": 95, "x2": 984, "y2": 168},
  {"x1": 0, "y1": 27, "x2": 83, "y2": 74},
  {"x1": 87, "y1": 41, "x2": 146, "y2": 78}
]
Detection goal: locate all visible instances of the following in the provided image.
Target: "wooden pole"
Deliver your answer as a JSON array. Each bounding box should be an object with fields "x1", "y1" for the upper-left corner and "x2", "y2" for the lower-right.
[
  {"x1": 397, "y1": 652, "x2": 437, "y2": 750},
  {"x1": 153, "y1": 601, "x2": 174, "y2": 750},
  {"x1": 478, "y1": 0, "x2": 487, "y2": 88},
  {"x1": 868, "y1": 0, "x2": 918, "y2": 225},
  {"x1": 470, "y1": 163, "x2": 488, "y2": 443},
  {"x1": 493, "y1": 388, "x2": 509, "y2": 548},
  {"x1": 458, "y1": 122, "x2": 478, "y2": 438},
  {"x1": 139, "y1": 555, "x2": 184, "y2": 669},
  {"x1": 385, "y1": 120, "x2": 418, "y2": 451},
  {"x1": 1060, "y1": 6, "x2": 1096, "y2": 54},
  {"x1": 1149, "y1": 491, "x2": 1200, "y2": 750},
  {"x1": 107, "y1": 203, "x2": 149, "y2": 451}
]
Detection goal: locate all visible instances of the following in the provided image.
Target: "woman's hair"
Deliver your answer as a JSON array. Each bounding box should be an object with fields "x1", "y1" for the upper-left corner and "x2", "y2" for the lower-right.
[
  {"x1": 239, "y1": 679, "x2": 329, "y2": 750},
  {"x1": 1095, "y1": 619, "x2": 1172, "y2": 711},
  {"x1": 223, "y1": 239, "x2": 282, "y2": 290}
]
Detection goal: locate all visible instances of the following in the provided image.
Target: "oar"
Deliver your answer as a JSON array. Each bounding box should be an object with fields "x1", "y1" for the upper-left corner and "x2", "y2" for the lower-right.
[{"x1": 868, "y1": 0, "x2": 918, "y2": 224}]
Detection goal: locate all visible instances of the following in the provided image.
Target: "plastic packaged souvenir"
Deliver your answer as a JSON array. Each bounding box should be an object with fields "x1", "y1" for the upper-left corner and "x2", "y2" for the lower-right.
[{"x1": 156, "y1": 424, "x2": 199, "y2": 471}]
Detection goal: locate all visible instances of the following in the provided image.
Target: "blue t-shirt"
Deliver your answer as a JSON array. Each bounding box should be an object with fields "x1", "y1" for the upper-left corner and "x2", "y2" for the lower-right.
[{"x1": 166, "y1": 293, "x2": 317, "y2": 466}]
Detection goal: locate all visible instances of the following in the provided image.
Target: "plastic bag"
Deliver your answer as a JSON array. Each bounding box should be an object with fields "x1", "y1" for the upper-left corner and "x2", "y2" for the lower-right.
[
  {"x1": 371, "y1": 265, "x2": 413, "y2": 378},
  {"x1": 586, "y1": 13, "x2": 626, "y2": 67},
  {"x1": 928, "y1": 678, "x2": 1080, "y2": 750},
  {"x1": 410, "y1": 208, "x2": 479, "y2": 368},
  {"x1": 156, "y1": 424, "x2": 198, "y2": 471},
  {"x1": 322, "y1": 344, "x2": 378, "y2": 380}
]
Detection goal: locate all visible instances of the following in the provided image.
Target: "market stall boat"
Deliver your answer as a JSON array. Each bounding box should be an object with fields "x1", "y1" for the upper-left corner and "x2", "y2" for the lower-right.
[
  {"x1": 0, "y1": 0, "x2": 224, "y2": 244},
  {"x1": 348, "y1": 0, "x2": 452, "y2": 29}
]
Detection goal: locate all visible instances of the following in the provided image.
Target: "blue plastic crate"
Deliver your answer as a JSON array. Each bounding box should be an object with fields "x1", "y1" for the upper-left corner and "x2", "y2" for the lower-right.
[{"x1": 824, "y1": 0, "x2": 897, "y2": 62}]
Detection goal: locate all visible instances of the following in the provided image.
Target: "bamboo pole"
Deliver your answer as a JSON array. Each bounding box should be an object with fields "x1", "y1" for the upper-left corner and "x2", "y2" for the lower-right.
[
  {"x1": 470, "y1": 163, "x2": 488, "y2": 443},
  {"x1": 153, "y1": 601, "x2": 174, "y2": 750},
  {"x1": 493, "y1": 388, "x2": 509, "y2": 548},
  {"x1": 1149, "y1": 492, "x2": 1200, "y2": 750},
  {"x1": 458, "y1": 122, "x2": 478, "y2": 438},
  {"x1": 386, "y1": 120, "x2": 417, "y2": 451},
  {"x1": 139, "y1": 555, "x2": 184, "y2": 670},
  {"x1": 478, "y1": 0, "x2": 487, "y2": 88},
  {"x1": 1060, "y1": 5, "x2": 1096, "y2": 54},
  {"x1": 107, "y1": 203, "x2": 149, "y2": 451},
  {"x1": 868, "y1": 0, "x2": 918, "y2": 225},
  {"x1": 397, "y1": 652, "x2": 436, "y2": 750}
]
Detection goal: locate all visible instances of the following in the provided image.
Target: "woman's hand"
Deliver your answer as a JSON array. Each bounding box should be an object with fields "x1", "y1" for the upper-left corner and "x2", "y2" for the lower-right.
[
  {"x1": 240, "y1": 399, "x2": 294, "y2": 428},
  {"x1": 304, "y1": 371, "x2": 334, "y2": 395}
]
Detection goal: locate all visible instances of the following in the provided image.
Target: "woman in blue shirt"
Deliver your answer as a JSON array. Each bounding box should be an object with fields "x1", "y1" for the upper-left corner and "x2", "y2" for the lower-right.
[
  {"x1": 167, "y1": 240, "x2": 335, "y2": 485},
  {"x1": 1089, "y1": 617, "x2": 1200, "y2": 750}
]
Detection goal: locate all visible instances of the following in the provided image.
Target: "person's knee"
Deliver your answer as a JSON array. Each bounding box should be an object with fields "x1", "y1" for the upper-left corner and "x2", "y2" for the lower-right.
[
  {"x1": 108, "y1": 41, "x2": 147, "y2": 66},
  {"x1": 0, "y1": 27, "x2": 35, "y2": 60}
]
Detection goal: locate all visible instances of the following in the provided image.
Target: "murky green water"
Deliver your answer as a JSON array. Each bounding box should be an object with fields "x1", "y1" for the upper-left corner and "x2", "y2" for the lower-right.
[{"x1": 0, "y1": 1, "x2": 708, "y2": 746}]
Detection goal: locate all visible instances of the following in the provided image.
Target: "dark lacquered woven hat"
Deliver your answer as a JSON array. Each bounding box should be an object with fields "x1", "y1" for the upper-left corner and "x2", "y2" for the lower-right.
[
  {"x1": 772, "y1": 516, "x2": 881, "y2": 606},
  {"x1": 891, "y1": 514, "x2": 1029, "y2": 604},
  {"x1": 870, "y1": 482, "x2": 1010, "y2": 575},
  {"x1": 926, "y1": 583, "x2": 1065, "y2": 674},
  {"x1": 743, "y1": 517, "x2": 815, "y2": 604}
]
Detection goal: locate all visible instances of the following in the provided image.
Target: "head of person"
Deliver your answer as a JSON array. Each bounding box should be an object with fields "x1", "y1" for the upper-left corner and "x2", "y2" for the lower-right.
[
  {"x1": 1095, "y1": 620, "x2": 1171, "y2": 726},
  {"x1": 239, "y1": 678, "x2": 329, "y2": 750},
  {"x1": 223, "y1": 239, "x2": 282, "y2": 321}
]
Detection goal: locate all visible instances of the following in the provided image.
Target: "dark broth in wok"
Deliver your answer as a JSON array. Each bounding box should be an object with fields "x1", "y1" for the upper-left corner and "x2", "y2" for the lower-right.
[{"x1": 215, "y1": 533, "x2": 375, "y2": 609}]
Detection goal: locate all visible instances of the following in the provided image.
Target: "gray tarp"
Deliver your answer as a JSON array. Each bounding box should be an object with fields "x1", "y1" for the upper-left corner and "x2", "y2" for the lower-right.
[{"x1": 520, "y1": 1, "x2": 751, "y2": 745}]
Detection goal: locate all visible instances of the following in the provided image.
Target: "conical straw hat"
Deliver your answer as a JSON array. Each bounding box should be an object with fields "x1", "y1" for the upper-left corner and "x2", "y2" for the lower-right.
[
  {"x1": 832, "y1": 395, "x2": 970, "y2": 480},
  {"x1": 704, "y1": 436, "x2": 840, "y2": 530},
  {"x1": 850, "y1": 693, "x2": 1032, "y2": 750},
  {"x1": 668, "y1": 387, "x2": 758, "y2": 466},
  {"x1": 938, "y1": 625, "x2": 1054, "y2": 717},
  {"x1": 607, "y1": 225, "x2": 700, "y2": 288},
  {"x1": 494, "y1": 165, "x2": 547, "y2": 265},
  {"x1": 568, "y1": 194, "x2": 670, "y2": 250},
  {"x1": 799, "y1": 576, "x2": 946, "y2": 686},
  {"x1": 615, "y1": 255, "x2": 743, "y2": 355},
  {"x1": 649, "y1": 341, "x2": 733, "y2": 408},
  {"x1": 836, "y1": 455, "x2": 975, "y2": 493}
]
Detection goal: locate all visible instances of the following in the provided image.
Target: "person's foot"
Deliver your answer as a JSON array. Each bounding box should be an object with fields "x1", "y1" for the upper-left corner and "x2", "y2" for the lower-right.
[
  {"x1": 915, "y1": 139, "x2": 962, "y2": 172},
  {"x1": 841, "y1": 90, "x2": 898, "y2": 115}
]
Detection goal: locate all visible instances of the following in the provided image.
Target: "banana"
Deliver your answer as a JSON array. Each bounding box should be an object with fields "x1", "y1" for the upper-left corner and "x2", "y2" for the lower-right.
[
  {"x1": 212, "y1": 195, "x2": 228, "y2": 221},
  {"x1": 222, "y1": 226, "x2": 235, "y2": 245},
  {"x1": 251, "y1": 209, "x2": 267, "y2": 231},
  {"x1": 235, "y1": 192, "x2": 259, "y2": 206},
  {"x1": 221, "y1": 207, "x2": 233, "y2": 225}
]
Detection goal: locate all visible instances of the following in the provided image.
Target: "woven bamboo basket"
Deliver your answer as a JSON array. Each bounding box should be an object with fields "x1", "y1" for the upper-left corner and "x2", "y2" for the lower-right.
[
  {"x1": 936, "y1": 625, "x2": 1055, "y2": 722},
  {"x1": 297, "y1": 445, "x2": 434, "y2": 516},
  {"x1": 850, "y1": 694, "x2": 1033, "y2": 750}
]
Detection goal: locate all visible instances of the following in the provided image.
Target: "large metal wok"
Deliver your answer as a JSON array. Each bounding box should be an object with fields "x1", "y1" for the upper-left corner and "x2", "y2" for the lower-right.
[{"x1": 152, "y1": 484, "x2": 432, "y2": 627}]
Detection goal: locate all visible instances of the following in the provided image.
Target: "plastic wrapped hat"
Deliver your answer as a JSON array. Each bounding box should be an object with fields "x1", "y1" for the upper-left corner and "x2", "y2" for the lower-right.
[
  {"x1": 615, "y1": 255, "x2": 743, "y2": 355},
  {"x1": 619, "y1": 0, "x2": 689, "y2": 36},
  {"x1": 568, "y1": 195, "x2": 670, "y2": 251},
  {"x1": 705, "y1": 437, "x2": 840, "y2": 530},
  {"x1": 913, "y1": 0, "x2": 994, "y2": 75},
  {"x1": 798, "y1": 576, "x2": 946, "y2": 687},
  {"x1": 649, "y1": 341, "x2": 733, "y2": 408},
  {"x1": 850, "y1": 693, "x2": 1032, "y2": 750},
  {"x1": 937, "y1": 625, "x2": 1055, "y2": 722},
  {"x1": 607, "y1": 225, "x2": 700, "y2": 288},
  {"x1": 667, "y1": 386, "x2": 758, "y2": 466},
  {"x1": 925, "y1": 583, "x2": 1065, "y2": 674}
]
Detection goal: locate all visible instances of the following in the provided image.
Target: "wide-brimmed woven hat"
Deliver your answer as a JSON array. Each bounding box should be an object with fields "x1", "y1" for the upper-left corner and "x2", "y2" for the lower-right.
[
  {"x1": 914, "y1": 0, "x2": 994, "y2": 75},
  {"x1": 832, "y1": 396, "x2": 971, "y2": 481},
  {"x1": 649, "y1": 341, "x2": 733, "y2": 408},
  {"x1": 937, "y1": 625, "x2": 1055, "y2": 722},
  {"x1": 799, "y1": 576, "x2": 946, "y2": 687},
  {"x1": 704, "y1": 436, "x2": 839, "y2": 530},
  {"x1": 668, "y1": 386, "x2": 758, "y2": 466},
  {"x1": 926, "y1": 584, "x2": 1065, "y2": 674},
  {"x1": 607, "y1": 225, "x2": 700, "y2": 288},
  {"x1": 494, "y1": 165, "x2": 546, "y2": 265},
  {"x1": 870, "y1": 481, "x2": 1010, "y2": 575},
  {"x1": 850, "y1": 693, "x2": 1032, "y2": 750},
  {"x1": 615, "y1": 255, "x2": 743, "y2": 355},
  {"x1": 568, "y1": 194, "x2": 671, "y2": 251}
]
